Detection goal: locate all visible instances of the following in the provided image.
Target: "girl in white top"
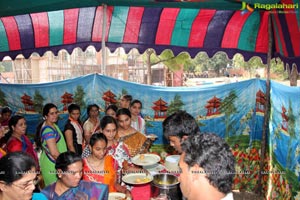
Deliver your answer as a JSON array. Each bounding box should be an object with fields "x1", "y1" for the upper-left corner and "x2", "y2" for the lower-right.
[
  {"x1": 129, "y1": 100, "x2": 146, "y2": 135},
  {"x1": 82, "y1": 104, "x2": 100, "y2": 158}
]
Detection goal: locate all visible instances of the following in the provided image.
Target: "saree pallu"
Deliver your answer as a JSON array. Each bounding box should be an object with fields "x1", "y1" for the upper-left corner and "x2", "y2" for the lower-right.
[
  {"x1": 0, "y1": 147, "x2": 5, "y2": 158},
  {"x1": 40, "y1": 124, "x2": 67, "y2": 186},
  {"x1": 6, "y1": 135, "x2": 39, "y2": 170},
  {"x1": 41, "y1": 180, "x2": 108, "y2": 200},
  {"x1": 107, "y1": 142, "x2": 131, "y2": 179},
  {"x1": 116, "y1": 131, "x2": 149, "y2": 157},
  {"x1": 82, "y1": 155, "x2": 117, "y2": 192}
]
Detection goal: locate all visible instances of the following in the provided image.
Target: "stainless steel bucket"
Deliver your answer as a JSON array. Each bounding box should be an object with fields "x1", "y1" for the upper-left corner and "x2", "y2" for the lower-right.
[{"x1": 151, "y1": 173, "x2": 182, "y2": 200}]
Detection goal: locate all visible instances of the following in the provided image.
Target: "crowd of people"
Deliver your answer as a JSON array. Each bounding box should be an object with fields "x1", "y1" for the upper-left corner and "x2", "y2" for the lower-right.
[
  {"x1": 0, "y1": 94, "x2": 153, "y2": 200},
  {"x1": 0, "y1": 94, "x2": 236, "y2": 200}
]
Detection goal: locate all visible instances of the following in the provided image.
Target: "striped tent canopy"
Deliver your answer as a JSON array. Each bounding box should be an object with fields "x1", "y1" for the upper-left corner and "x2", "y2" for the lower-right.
[
  {"x1": 0, "y1": 0, "x2": 299, "y2": 70},
  {"x1": 0, "y1": 0, "x2": 281, "y2": 17}
]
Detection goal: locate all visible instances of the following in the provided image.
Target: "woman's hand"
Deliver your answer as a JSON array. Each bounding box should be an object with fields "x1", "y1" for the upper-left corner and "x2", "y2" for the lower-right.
[
  {"x1": 116, "y1": 184, "x2": 132, "y2": 199},
  {"x1": 125, "y1": 189, "x2": 132, "y2": 199}
]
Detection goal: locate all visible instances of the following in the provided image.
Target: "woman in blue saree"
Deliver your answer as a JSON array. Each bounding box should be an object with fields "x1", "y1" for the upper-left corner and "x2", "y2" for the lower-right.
[{"x1": 41, "y1": 151, "x2": 108, "y2": 200}]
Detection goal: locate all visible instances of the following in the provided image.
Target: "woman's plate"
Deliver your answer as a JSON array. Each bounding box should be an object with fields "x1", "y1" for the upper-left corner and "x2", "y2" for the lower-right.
[
  {"x1": 122, "y1": 173, "x2": 153, "y2": 185},
  {"x1": 108, "y1": 192, "x2": 126, "y2": 200},
  {"x1": 143, "y1": 163, "x2": 165, "y2": 174},
  {"x1": 132, "y1": 154, "x2": 161, "y2": 166}
]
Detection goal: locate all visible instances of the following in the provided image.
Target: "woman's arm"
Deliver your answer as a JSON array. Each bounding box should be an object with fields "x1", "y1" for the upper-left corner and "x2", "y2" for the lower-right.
[
  {"x1": 83, "y1": 129, "x2": 92, "y2": 145},
  {"x1": 83, "y1": 122, "x2": 93, "y2": 145},
  {"x1": 113, "y1": 158, "x2": 132, "y2": 199},
  {"x1": 115, "y1": 183, "x2": 132, "y2": 198},
  {"x1": 45, "y1": 138, "x2": 60, "y2": 160},
  {"x1": 64, "y1": 129, "x2": 75, "y2": 152}
]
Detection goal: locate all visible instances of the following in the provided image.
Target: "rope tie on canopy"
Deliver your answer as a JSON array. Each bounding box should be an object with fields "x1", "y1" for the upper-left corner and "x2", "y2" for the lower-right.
[{"x1": 101, "y1": 4, "x2": 107, "y2": 75}]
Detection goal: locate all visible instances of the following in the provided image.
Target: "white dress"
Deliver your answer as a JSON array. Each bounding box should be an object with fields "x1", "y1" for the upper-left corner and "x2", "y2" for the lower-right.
[{"x1": 131, "y1": 116, "x2": 146, "y2": 135}]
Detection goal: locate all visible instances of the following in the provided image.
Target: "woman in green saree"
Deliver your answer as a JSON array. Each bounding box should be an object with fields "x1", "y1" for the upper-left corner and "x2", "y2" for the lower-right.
[{"x1": 35, "y1": 103, "x2": 67, "y2": 186}]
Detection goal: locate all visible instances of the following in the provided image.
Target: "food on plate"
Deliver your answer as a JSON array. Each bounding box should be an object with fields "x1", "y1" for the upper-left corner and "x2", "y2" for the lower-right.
[
  {"x1": 132, "y1": 153, "x2": 160, "y2": 166},
  {"x1": 135, "y1": 178, "x2": 141, "y2": 183},
  {"x1": 135, "y1": 177, "x2": 151, "y2": 183},
  {"x1": 139, "y1": 154, "x2": 145, "y2": 160}
]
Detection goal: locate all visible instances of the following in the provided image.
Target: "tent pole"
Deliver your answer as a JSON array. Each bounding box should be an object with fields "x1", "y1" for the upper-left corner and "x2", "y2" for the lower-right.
[
  {"x1": 101, "y1": 4, "x2": 107, "y2": 75},
  {"x1": 256, "y1": 13, "x2": 272, "y2": 195}
]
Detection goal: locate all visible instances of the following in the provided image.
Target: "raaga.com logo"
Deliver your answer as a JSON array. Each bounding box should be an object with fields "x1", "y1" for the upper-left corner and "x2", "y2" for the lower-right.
[{"x1": 241, "y1": 2, "x2": 299, "y2": 12}]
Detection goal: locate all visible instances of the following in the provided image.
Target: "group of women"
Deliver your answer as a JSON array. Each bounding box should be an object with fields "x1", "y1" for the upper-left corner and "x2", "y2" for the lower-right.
[
  {"x1": 0, "y1": 151, "x2": 109, "y2": 200},
  {"x1": 0, "y1": 97, "x2": 152, "y2": 199}
]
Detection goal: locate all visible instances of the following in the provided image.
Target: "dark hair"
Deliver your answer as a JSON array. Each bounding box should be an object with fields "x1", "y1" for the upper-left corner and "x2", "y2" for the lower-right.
[
  {"x1": 68, "y1": 103, "x2": 81, "y2": 113},
  {"x1": 121, "y1": 95, "x2": 132, "y2": 102},
  {"x1": 55, "y1": 151, "x2": 82, "y2": 172},
  {"x1": 105, "y1": 104, "x2": 118, "y2": 114},
  {"x1": 5, "y1": 115, "x2": 25, "y2": 143},
  {"x1": 42, "y1": 103, "x2": 57, "y2": 118},
  {"x1": 163, "y1": 110, "x2": 200, "y2": 139},
  {"x1": 35, "y1": 103, "x2": 58, "y2": 149},
  {"x1": 8, "y1": 115, "x2": 25, "y2": 133},
  {"x1": 130, "y1": 99, "x2": 143, "y2": 109},
  {"x1": 116, "y1": 108, "x2": 131, "y2": 118},
  {"x1": 0, "y1": 152, "x2": 36, "y2": 184},
  {"x1": 100, "y1": 115, "x2": 118, "y2": 130},
  {"x1": 181, "y1": 133, "x2": 235, "y2": 194},
  {"x1": 89, "y1": 133, "x2": 107, "y2": 147},
  {"x1": 86, "y1": 104, "x2": 99, "y2": 116},
  {"x1": 1, "y1": 106, "x2": 12, "y2": 115}
]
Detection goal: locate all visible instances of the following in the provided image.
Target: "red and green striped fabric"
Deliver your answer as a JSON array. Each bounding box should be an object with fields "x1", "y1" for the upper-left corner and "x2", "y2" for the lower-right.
[
  {"x1": 0, "y1": 3, "x2": 299, "y2": 69},
  {"x1": 271, "y1": 0, "x2": 300, "y2": 59},
  {"x1": 0, "y1": 7, "x2": 267, "y2": 56}
]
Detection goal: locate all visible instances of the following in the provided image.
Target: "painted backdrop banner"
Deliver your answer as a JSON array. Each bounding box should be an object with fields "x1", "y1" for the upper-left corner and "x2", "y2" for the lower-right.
[
  {"x1": 268, "y1": 82, "x2": 300, "y2": 199},
  {"x1": 0, "y1": 73, "x2": 299, "y2": 199},
  {"x1": 0, "y1": 73, "x2": 265, "y2": 144}
]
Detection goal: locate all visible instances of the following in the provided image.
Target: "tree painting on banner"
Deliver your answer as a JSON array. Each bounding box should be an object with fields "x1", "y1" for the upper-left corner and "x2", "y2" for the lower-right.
[{"x1": 1, "y1": 74, "x2": 299, "y2": 198}]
